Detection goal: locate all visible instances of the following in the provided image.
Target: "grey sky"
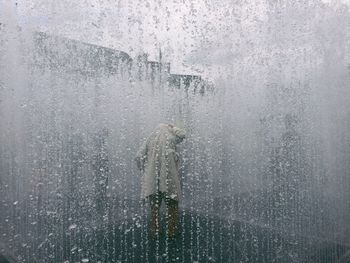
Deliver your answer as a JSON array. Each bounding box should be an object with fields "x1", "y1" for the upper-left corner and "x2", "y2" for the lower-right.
[{"x1": 9, "y1": 0, "x2": 350, "y2": 77}]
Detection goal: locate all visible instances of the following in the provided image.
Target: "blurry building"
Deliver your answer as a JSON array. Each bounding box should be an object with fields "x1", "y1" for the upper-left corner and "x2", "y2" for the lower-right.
[
  {"x1": 33, "y1": 32, "x2": 133, "y2": 78},
  {"x1": 33, "y1": 32, "x2": 212, "y2": 95},
  {"x1": 168, "y1": 74, "x2": 208, "y2": 95}
]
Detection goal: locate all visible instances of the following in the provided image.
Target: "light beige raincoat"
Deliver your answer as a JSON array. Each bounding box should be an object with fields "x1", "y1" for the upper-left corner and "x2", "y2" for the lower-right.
[{"x1": 135, "y1": 124, "x2": 185, "y2": 201}]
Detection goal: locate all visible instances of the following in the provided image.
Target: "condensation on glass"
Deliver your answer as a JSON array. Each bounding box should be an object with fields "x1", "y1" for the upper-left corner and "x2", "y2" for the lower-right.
[{"x1": 0, "y1": 1, "x2": 349, "y2": 262}]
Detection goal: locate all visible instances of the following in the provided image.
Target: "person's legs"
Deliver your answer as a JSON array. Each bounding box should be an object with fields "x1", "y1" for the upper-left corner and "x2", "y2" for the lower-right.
[
  {"x1": 149, "y1": 192, "x2": 163, "y2": 236},
  {"x1": 165, "y1": 197, "x2": 179, "y2": 237}
]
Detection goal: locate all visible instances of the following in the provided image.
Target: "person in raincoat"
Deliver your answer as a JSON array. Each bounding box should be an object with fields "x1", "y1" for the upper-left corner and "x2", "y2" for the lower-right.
[{"x1": 135, "y1": 123, "x2": 185, "y2": 237}]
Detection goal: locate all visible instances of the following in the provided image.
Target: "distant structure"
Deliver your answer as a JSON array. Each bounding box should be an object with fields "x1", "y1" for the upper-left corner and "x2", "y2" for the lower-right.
[
  {"x1": 33, "y1": 32, "x2": 132, "y2": 77},
  {"x1": 33, "y1": 32, "x2": 213, "y2": 95},
  {"x1": 168, "y1": 74, "x2": 206, "y2": 94}
]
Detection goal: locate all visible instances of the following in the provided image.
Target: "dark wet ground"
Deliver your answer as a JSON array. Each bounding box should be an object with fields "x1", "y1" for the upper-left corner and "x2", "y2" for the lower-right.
[
  {"x1": 1, "y1": 209, "x2": 348, "y2": 263},
  {"x1": 94, "y1": 210, "x2": 347, "y2": 263},
  {"x1": 0, "y1": 255, "x2": 11, "y2": 263}
]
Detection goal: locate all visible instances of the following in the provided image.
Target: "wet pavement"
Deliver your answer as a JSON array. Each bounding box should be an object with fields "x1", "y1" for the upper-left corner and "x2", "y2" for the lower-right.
[
  {"x1": 99, "y1": 210, "x2": 348, "y2": 263},
  {"x1": 0, "y1": 209, "x2": 348, "y2": 263}
]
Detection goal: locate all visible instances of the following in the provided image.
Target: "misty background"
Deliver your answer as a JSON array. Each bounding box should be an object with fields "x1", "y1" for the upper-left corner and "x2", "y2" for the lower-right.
[{"x1": 1, "y1": 0, "x2": 350, "y2": 262}]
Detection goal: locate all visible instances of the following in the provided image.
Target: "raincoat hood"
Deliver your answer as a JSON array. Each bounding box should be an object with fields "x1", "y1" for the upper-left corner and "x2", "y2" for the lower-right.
[{"x1": 157, "y1": 123, "x2": 186, "y2": 143}]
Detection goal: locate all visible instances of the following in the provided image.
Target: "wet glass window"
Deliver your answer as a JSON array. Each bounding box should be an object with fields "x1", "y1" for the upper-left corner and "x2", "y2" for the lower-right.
[{"x1": 0, "y1": 1, "x2": 350, "y2": 262}]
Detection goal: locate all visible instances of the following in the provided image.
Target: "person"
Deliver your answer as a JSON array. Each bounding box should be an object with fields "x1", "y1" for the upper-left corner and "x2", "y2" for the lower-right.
[{"x1": 135, "y1": 123, "x2": 185, "y2": 238}]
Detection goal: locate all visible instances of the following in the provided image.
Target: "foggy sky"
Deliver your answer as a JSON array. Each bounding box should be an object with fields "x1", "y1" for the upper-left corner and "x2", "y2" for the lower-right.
[{"x1": 6, "y1": 0, "x2": 350, "y2": 78}]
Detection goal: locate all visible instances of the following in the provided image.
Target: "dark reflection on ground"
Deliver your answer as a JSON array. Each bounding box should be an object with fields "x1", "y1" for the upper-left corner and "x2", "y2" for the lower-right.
[
  {"x1": 0, "y1": 202, "x2": 348, "y2": 263},
  {"x1": 88, "y1": 210, "x2": 346, "y2": 263},
  {"x1": 0, "y1": 255, "x2": 12, "y2": 263}
]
